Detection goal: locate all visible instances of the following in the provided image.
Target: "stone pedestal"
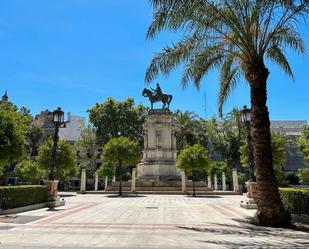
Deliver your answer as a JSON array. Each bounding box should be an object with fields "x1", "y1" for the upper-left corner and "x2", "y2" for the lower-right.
[
  {"x1": 80, "y1": 169, "x2": 86, "y2": 193},
  {"x1": 137, "y1": 109, "x2": 179, "y2": 181},
  {"x1": 232, "y1": 169, "x2": 239, "y2": 192},
  {"x1": 181, "y1": 170, "x2": 186, "y2": 192},
  {"x1": 241, "y1": 181, "x2": 258, "y2": 209},
  {"x1": 94, "y1": 173, "x2": 99, "y2": 191},
  {"x1": 207, "y1": 176, "x2": 212, "y2": 188},
  {"x1": 44, "y1": 180, "x2": 65, "y2": 207},
  {"x1": 214, "y1": 174, "x2": 218, "y2": 191},
  {"x1": 104, "y1": 176, "x2": 108, "y2": 191},
  {"x1": 222, "y1": 172, "x2": 226, "y2": 191},
  {"x1": 131, "y1": 168, "x2": 136, "y2": 192}
]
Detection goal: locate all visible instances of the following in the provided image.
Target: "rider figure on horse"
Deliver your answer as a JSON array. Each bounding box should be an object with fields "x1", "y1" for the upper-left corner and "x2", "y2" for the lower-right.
[
  {"x1": 151, "y1": 83, "x2": 163, "y2": 100},
  {"x1": 142, "y1": 83, "x2": 172, "y2": 109}
]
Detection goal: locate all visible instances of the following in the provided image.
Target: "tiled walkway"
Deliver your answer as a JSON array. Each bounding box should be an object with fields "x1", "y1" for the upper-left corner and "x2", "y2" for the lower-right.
[{"x1": 0, "y1": 193, "x2": 308, "y2": 248}]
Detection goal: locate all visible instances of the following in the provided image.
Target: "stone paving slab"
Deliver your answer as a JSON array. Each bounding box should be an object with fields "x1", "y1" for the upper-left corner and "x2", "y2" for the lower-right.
[{"x1": 0, "y1": 193, "x2": 308, "y2": 248}]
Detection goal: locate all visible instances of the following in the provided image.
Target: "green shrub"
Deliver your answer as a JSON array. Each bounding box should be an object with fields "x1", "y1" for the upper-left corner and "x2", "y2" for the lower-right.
[
  {"x1": 280, "y1": 188, "x2": 309, "y2": 217},
  {"x1": 0, "y1": 185, "x2": 48, "y2": 210},
  {"x1": 298, "y1": 168, "x2": 309, "y2": 184}
]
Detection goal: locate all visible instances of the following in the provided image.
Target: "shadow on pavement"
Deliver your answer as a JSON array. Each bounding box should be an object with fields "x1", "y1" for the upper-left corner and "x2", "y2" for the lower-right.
[
  {"x1": 177, "y1": 219, "x2": 309, "y2": 248},
  {"x1": 59, "y1": 194, "x2": 76, "y2": 198},
  {"x1": 47, "y1": 208, "x2": 62, "y2": 212}
]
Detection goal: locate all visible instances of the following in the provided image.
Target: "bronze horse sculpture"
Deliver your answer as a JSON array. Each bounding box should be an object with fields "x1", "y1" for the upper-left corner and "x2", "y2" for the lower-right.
[{"x1": 142, "y1": 88, "x2": 173, "y2": 109}]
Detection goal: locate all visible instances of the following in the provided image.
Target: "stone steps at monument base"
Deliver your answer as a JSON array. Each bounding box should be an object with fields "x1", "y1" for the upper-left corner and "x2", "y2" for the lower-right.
[
  {"x1": 82, "y1": 190, "x2": 241, "y2": 195},
  {"x1": 110, "y1": 181, "x2": 211, "y2": 188},
  {"x1": 105, "y1": 186, "x2": 213, "y2": 192}
]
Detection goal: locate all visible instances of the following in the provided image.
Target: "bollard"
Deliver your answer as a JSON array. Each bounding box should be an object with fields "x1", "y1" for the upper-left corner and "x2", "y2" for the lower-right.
[
  {"x1": 222, "y1": 172, "x2": 226, "y2": 191},
  {"x1": 80, "y1": 169, "x2": 86, "y2": 193},
  {"x1": 181, "y1": 170, "x2": 186, "y2": 192}
]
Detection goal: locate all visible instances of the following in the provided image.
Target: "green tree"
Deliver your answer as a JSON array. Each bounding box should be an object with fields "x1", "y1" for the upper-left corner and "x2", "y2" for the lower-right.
[
  {"x1": 209, "y1": 160, "x2": 229, "y2": 177},
  {"x1": 97, "y1": 161, "x2": 115, "y2": 178},
  {"x1": 298, "y1": 168, "x2": 309, "y2": 184},
  {"x1": 240, "y1": 132, "x2": 286, "y2": 185},
  {"x1": 102, "y1": 136, "x2": 141, "y2": 196},
  {"x1": 206, "y1": 115, "x2": 241, "y2": 170},
  {"x1": 15, "y1": 158, "x2": 46, "y2": 184},
  {"x1": 297, "y1": 125, "x2": 309, "y2": 162},
  {"x1": 26, "y1": 125, "x2": 43, "y2": 156},
  {"x1": 176, "y1": 144, "x2": 210, "y2": 196},
  {"x1": 76, "y1": 125, "x2": 100, "y2": 176},
  {"x1": 174, "y1": 110, "x2": 199, "y2": 150},
  {"x1": 36, "y1": 137, "x2": 78, "y2": 183},
  {"x1": 0, "y1": 102, "x2": 29, "y2": 175},
  {"x1": 145, "y1": 0, "x2": 308, "y2": 227},
  {"x1": 272, "y1": 132, "x2": 286, "y2": 185},
  {"x1": 88, "y1": 97, "x2": 147, "y2": 146}
]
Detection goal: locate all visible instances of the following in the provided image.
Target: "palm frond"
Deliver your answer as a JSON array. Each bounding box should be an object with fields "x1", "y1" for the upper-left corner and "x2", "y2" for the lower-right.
[
  {"x1": 145, "y1": 34, "x2": 202, "y2": 83},
  {"x1": 272, "y1": 25, "x2": 305, "y2": 54},
  {"x1": 147, "y1": 0, "x2": 203, "y2": 40},
  {"x1": 181, "y1": 48, "x2": 224, "y2": 89},
  {"x1": 266, "y1": 44, "x2": 294, "y2": 79},
  {"x1": 218, "y1": 55, "x2": 239, "y2": 117}
]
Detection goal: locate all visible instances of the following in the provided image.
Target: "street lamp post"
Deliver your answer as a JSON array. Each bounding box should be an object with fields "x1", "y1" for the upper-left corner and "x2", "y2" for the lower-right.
[
  {"x1": 50, "y1": 107, "x2": 66, "y2": 180},
  {"x1": 44, "y1": 107, "x2": 68, "y2": 207},
  {"x1": 240, "y1": 105, "x2": 255, "y2": 180}
]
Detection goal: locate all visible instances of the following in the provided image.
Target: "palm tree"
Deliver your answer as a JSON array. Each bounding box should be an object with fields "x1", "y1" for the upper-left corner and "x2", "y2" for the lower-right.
[
  {"x1": 174, "y1": 110, "x2": 198, "y2": 150},
  {"x1": 145, "y1": 0, "x2": 308, "y2": 227}
]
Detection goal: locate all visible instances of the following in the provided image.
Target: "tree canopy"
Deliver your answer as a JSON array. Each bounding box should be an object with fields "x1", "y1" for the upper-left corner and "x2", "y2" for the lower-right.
[
  {"x1": 297, "y1": 125, "x2": 309, "y2": 162},
  {"x1": 176, "y1": 144, "x2": 210, "y2": 196},
  {"x1": 240, "y1": 132, "x2": 286, "y2": 184},
  {"x1": 102, "y1": 136, "x2": 141, "y2": 195},
  {"x1": 14, "y1": 157, "x2": 45, "y2": 183},
  {"x1": 206, "y1": 113, "x2": 241, "y2": 169},
  {"x1": 103, "y1": 136, "x2": 141, "y2": 167},
  {"x1": 76, "y1": 125, "x2": 100, "y2": 176},
  {"x1": 0, "y1": 102, "x2": 29, "y2": 173},
  {"x1": 177, "y1": 144, "x2": 210, "y2": 173},
  {"x1": 36, "y1": 137, "x2": 78, "y2": 183},
  {"x1": 25, "y1": 125, "x2": 43, "y2": 156},
  {"x1": 88, "y1": 97, "x2": 147, "y2": 146}
]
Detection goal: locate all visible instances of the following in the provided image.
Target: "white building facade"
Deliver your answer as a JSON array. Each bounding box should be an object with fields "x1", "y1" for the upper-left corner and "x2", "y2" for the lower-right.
[{"x1": 59, "y1": 113, "x2": 85, "y2": 142}]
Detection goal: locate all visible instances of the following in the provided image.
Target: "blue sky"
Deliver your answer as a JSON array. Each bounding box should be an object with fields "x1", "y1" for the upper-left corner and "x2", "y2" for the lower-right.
[{"x1": 0, "y1": 0, "x2": 308, "y2": 121}]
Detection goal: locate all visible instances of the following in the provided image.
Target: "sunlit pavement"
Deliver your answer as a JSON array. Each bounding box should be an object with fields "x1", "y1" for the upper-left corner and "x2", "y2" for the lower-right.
[{"x1": 0, "y1": 193, "x2": 308, "y2": 249}]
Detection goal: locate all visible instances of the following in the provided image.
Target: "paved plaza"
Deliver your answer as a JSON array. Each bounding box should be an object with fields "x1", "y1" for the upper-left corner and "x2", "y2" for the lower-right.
[{"x1": 0, "y1": 193, "x2": 308, "y2": 249}]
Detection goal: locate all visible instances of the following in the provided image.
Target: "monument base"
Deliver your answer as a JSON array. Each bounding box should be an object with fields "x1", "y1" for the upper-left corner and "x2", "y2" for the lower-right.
[{"x1": 137, "y1": 162, "x2": 180, "y2": 181}]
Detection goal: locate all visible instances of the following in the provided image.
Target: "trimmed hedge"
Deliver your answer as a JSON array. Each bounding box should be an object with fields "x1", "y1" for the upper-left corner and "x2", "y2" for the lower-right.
[
  {"x1": 280, "y1": 188, "x2": 309, "y2": 217},
  {"x1": 0, "y1": 185, "x2": 48, "y2": 210}
]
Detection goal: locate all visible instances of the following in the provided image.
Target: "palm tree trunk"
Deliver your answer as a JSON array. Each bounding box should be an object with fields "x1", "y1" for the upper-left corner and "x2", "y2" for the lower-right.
[{"x1": 247, "y1": 63, "x2": 291, "y2": 227}]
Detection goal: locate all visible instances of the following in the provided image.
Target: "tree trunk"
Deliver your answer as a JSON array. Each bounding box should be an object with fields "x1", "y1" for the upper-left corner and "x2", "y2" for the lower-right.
[
  {"x1": 192, "y1": 171, "x2": 196, "y2": 197},
  {"x1": 247, "y1": 63, "x2": 291, "y2": 227}
]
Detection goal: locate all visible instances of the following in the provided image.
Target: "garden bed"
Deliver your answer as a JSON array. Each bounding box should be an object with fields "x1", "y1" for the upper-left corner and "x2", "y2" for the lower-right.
[
  {"x1": 279, "y1": 187, "x2": 309, "y2": 220},
  {"x1": 0, "y1": 185, "x2": 48, "y2": 211}
]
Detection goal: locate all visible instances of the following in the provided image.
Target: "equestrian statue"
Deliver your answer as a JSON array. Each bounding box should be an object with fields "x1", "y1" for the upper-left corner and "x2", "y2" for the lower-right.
[{"x1": 142, "y1": 83, "x2": 173, "y2": 110}]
